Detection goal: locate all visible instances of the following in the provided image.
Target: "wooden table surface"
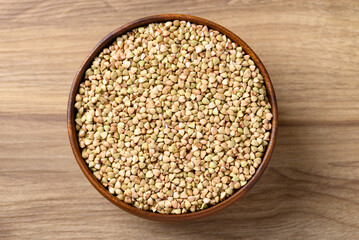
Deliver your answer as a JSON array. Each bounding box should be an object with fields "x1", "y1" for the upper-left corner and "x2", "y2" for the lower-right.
[{"x1": 1, "y1": 0, "x2": 359, "y2": 239}]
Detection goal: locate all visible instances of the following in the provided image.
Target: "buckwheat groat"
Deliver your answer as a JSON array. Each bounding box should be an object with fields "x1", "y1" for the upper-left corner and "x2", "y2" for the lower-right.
[{"x1": 74, "y1": 20, "x2": 272, "y2": 214}]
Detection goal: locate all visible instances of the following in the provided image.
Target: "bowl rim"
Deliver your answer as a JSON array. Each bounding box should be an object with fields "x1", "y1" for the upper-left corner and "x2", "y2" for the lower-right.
[{"x1": 67, "y1": 14, "x2": 278, "y2": 222}]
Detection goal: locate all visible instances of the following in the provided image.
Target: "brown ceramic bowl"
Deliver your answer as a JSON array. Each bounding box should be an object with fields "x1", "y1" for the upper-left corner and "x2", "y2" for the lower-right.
[{"x1": 68, "y1": 14, "x2": 278, "y2": 222}]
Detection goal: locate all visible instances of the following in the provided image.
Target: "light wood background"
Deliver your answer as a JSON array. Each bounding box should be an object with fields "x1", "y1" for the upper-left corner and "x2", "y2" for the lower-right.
[{"x1": 1, "y1": 0, "x2": 359, "y2": 239}]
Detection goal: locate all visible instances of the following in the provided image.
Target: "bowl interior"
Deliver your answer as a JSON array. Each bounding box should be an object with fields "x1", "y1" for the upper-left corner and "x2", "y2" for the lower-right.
[{"x1": 67, "y1": 14, "x2": 278, "y2": 222}]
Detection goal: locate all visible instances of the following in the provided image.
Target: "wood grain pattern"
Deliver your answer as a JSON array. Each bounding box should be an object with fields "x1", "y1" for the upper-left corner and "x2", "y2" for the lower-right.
[{"x1": 1, "y1": 0, "x2": 358, "y2": 239}]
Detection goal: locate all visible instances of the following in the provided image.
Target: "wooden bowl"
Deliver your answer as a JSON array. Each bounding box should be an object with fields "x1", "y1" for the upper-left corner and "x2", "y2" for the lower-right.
[{"x1": 67, "y1": 14, "x2": 278, "y2": 222}]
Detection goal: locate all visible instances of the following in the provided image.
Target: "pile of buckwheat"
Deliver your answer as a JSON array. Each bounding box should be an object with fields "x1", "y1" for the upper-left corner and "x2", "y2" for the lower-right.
[{"x1": 74, "y1": 20, "x2": 273, "y2": 214}]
